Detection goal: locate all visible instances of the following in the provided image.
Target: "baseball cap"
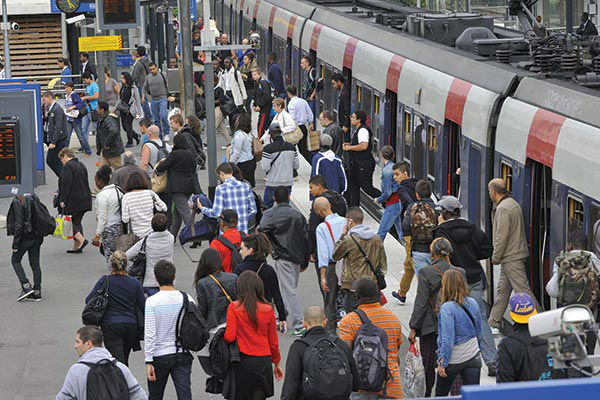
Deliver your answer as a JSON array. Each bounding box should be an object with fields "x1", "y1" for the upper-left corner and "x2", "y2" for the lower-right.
[
  {"x1": 320, "y1": 134, "x2": 333, "y2": 147},
  {"x1": 435, "y1": 195, "x2": 463, "y2": 212},
  {"x1": 219, "y1": 209, "x2": 238, "y2": 225},
  {"x1": 509, "y1": 293, "x2": 537, "y2": 324}
]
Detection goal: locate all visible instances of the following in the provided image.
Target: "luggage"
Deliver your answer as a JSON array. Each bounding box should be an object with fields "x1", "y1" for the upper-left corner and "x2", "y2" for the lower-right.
[
  {"x1": 54, "y1": 214, "x2": 73, "y2": 240},
  {"x1": 176, "y1": 290, "x2": 209, "y2": 352},
  {"x1": 78, "y1": 358, "x2": 130, "y2": 400},
  {"x1": 410, "y1": 201, "x2": 436, "y2": 244},
  {"x1": 179, "y1": 194, "x2": 219, "y2": 245},
  {"x1": 82, "y1": 276, "x2": 111, "y2": 326},
  {"x1": 556, "y1": 250, "x2": 600, "y2": 309},
  {"x1": 31, "y1": 194, "x2": 56, "y2": 237},
  {"x1": 351, "y1": 309, "x2": 390, "y2": 391}
]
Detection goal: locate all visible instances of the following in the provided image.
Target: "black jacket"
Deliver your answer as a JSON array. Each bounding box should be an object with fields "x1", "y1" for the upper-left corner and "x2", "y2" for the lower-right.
[
  {"x1": 177, "y1": 126, "x2": 204, "y2": 161},
  {"x1": 7, "y1": 195, "x2": 39, "y2": 249},
  {"x1": 497, "y1": 323, "x2": 549, "y2": 383},
  {"x1": 196, "y1": 271, "x2": 238, "y2": 330},
  {"x1": 155, "y1": 148, "x2": 200, "y2": 194},
  {"x1": 82, "y1": 62, "x2": 98, "y2": 81},
  {"x1": 281, "y1": 326, "x2": 359, "y2": 400},
  {"x1": 253, "y1": 79, "x2": 273, "y2": 112},
  {"x1": 398, "y1": 178, "x2": 418, "y2": 222},
  {"x1": 308, "y1": 190, "x2": 347, "y2": 255},
  {"x1": 234, "y1": 257, "x2": 287, "y2": 321},
  {"x1": 259, "y1": 203, "x2": 309, "y2": 267},
  {"x1": 337, "y1": 84, "x2": 351, "y2": 130},
  {"x1": 59, "y1": 158, "x2": 92, "y2": 214},
  {"x1": 45, "y1": 102, "x2": 68, "y2": 145},
  {"x1": 402, "y1": 197, "x2": 437, "y2": 252},
  {"x1": 434, "y1": 218, "x2": 493, "y2": 284},
  {"x1": 96, "y1": 113, "x2": 124, "y2": 158}
]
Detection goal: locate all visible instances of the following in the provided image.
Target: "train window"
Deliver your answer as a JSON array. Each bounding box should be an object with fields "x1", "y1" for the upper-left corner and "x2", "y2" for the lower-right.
[
  {"x1": 589, "y1": 203, "x2": 600, "y2": 251},
  {"x1": 567, "y1": 196, "x2": 585, "y2": 241},
  {"x1": 403, "y1": 111, "x2": 411, "y2": 162},
  {"x1": 356, "y1": 84, "x2": 362, "y2": 105},
  {"x1": 501, "y1": 162, "x2": 513, "y2": 192},
  {"x1": 427, "y1": 124, "x2": 436, "y2": 178},
  {"x1": 374, "y1": 94, "x2": 380, "y2": 114}
]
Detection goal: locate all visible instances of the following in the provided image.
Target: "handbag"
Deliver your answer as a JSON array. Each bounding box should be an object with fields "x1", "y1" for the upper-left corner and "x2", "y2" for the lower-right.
[
  {"x1": 220, "y1": 93, "x2": 236, "y2": 116},
  {"x1": 128, "y1": 236, "x2": 148, "y2": 282},
  {"x1": 151, "y1": 159, "x2": 168, "y2": 193},
  {"x1": 116, "y1": 222, "x2": 139, "y2": 252},
  {"x1": 349, "y1": 234, "x2": 387, "y2": 290},
  {"x1": 53, "y1": 214, "x2": 73, "y2": 240},
  {"x1": 280, "y1": 113, "x2": 303, "y2": 144},
  {"x1": 307, "y1": 129, "x2": 321, "y2": 152},
  {"x1": 250, "y1": 132, "x2": 263, "y2": 161},
  {"x1": 116, "y1": 100, "x2": 130, "y2": 114},
  {"x1": 82, "y1": 275, "x2": 111, "y2": 326}
]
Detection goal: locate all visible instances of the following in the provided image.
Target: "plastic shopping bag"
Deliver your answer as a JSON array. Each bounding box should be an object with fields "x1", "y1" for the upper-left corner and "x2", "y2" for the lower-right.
[
  {"x1": 404, "y1": 342, "x2": 426, "y2": 398},
  {"x1": 53, "y1": 214, "x2": 73, "y2": 240}
]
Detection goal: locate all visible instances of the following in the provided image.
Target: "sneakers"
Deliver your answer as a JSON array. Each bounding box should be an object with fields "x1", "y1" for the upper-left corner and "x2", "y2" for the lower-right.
[
  {"x1": 391, "y1": 291, "x2": 406, "y2": 305},
  {"x1": 17, "y1": 284, "x2": 35, "y2": 302},
  {"x1": 29, "y1": 290, "x2": 42, "y2": 302},
  {"x1": 487, "y1": 363, "x2": 496, "y2": 377},
  {"x1": 490, "y1": 327, "x2": 501, "y2": 336},
  {"x1": 290, "y1": 328, "x2": 306, "y2": 337}
]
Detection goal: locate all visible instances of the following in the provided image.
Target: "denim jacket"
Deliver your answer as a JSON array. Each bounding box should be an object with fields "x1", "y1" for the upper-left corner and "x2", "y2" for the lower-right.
[
  {"x1": 437, "y1": 297, "x2": 482, "y2": 367},
  {"x1": 376, "y1": 161, "x2": 400, "y2": 204}
]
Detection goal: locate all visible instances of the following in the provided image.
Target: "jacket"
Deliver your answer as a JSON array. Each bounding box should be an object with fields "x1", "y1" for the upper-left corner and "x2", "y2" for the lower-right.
[
  {"x1": 337, "y1": 84, "x2": 351, "y2": 130},
  {"x1": 81, "y1": 61, "x2": 98, "y2": 81},
  {"x1": 59, "y1": 158, "x2": 92, "y2": 214},
  {"x1": 398, "y1": 178, "x2": 417, "y2": 224},
  {"x1": 332, "y1": 224, "x2": 387, "y2": 289},
  {"x1": 311, "y1": 150, "x2": 347, "y2": 195},
  {"x1": 131, "y1": 57, "x2": 150, "y2": 87},
  {"x1": 259, "y1": 203, "x2": 309, "y2": 267},
  {"x1": 322, "y1": 122, "x2": 344, "y2": 158},
  {"x1": 196, "y1": 271, "x2": 238, "y2": 330},
  {"x1": 491, "y1": 196, "x2": 529, "y2": 263},
  {"x1": 308, "y1": 190, "x2": 348, "y2": 255},
  {"x1": 546, "y1": 250, "x2": 600, "y2": 299},
  {"x1": 55, "y1": 346, "x2": 147, "y2": 400},
  {"x1": 253, "y1": 79, "x2": 273, "y2": 112},
  {"x1": 497, "y1": 323, "x2": 549, "y2": 383},
  {"x1": 176, "y1": 125, "x2": 204, "y2": 161},
  {"x1": 434, "y1": 218, "x2": 492, "y2": 284},
  {"x1": 96, "y1": 113, "x2": 124, "y2": 158},
  {"x1": 7, "y1": 195, "x2": 39, "y2": 249},
  {"x1": 155, "y1": 148, "x2": 200, "y2": 194},
  {"x1": 46, "y1": 102, "x2": 68, "y2": 144},
  {"x1": 219, "y1": 67, "x2": 247, "y2": 106},
  {"x1": 376, "y1": 161, "x2": 400, "y2": 205},
  {"x1": 267, "y1": 62, "x2": 285, "y2": 97},
  {"x1": 111, "y1": 165, "x2": 149, "y2": 190},
  {"x1": 280, "y1": 326, "x2": 359, "y2": 400},
  {"x1": 437, "y1": 297, "x2": 482, "y2": 367},
  {"x1": 409, "y1": 259, "x2": 466, "y2": 337},
  {"x1": 261, "y1": 136, "x2": 299, "y2": 187},
  {"x1": 402, "y1": 197, "x2": 437, "y2": 252}
]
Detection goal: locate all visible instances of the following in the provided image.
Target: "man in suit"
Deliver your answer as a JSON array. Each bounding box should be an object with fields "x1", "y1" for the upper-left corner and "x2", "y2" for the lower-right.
[
  {"x1": 79, "y1": 52, "x2": 97, "y2": 81},
  {"x1": 42, "y1": 91, "x2": 69, "y2": 177}
]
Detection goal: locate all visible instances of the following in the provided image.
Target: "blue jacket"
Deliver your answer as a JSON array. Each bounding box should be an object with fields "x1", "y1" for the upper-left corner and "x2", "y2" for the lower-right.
[
  {"x1": 268, "y1": 62, "x2": 285, "y2": 96},
  {"x1": 311, "y1": 150, "x2": 347, "y2": 197},
  {"x1": 376, "y1": 160, "x2": 400, "y2": 204},
  {"x1": 437, "y1": 297, "x2": 482, "y2": 367}
]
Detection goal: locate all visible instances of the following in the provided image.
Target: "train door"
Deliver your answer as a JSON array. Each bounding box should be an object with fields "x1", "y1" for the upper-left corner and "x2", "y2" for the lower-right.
[
  {"x1": 238, "y1": 10, "x2": 244, "y2": 42},
  {"x1": 401, "y1": 108, "x2": 412, "y2": 172},
  {"x1": 412, "y1": 115, "x2": 425, "y2": 180},
  {"x1": 528, "y1": 160, "x2": 552, "y2": 310},
  {"x1": 385, "y1": 91, "x2": 397, "y2": 151},
  {"x1": 291, "y1": 47, "x2": 300, "y2": 89},
  {"x1": 285, "y1": 38, "x2": 292, "y2": 85},
  {"x1": 321, "y1": 64, "x2": 333, "y2": 114},
  {"x1": 267, "y1": 28, "x2": 273, "y2": 57},
  {"x1": 427, "y1": 122, "x2": 437, "y2": 196},
  {"x1": 445, "y1": 121, "x2": 461, "y2": 196}
]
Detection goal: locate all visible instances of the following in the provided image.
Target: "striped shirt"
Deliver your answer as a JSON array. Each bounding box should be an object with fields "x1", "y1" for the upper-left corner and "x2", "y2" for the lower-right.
[
  {"x1": 339, "y1": 303, "x2": 403, "y2": 398},
  {"x1": 144, "y1": 290, "x2": 194, "y2": 362},
  {"x1": 121, "y1": 190, "x2": 168, "y2": 237}
]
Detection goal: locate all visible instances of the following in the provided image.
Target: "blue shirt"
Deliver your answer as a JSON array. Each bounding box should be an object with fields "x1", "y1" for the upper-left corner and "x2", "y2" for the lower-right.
[
  {"x1": 316, "y1": 213, "x2": 346, "y2": 268},
  {"x1": 61, "y1": 66, "x2": 72, "y2": 83},
  {"x1": 85, "y1": 81, "x2": 100, "y2": 111},
  {"x1": 377, "y1": 161, "x2": 400, "y2": 204},
  {"x1": 201, "y1": 177, "x2": 257, "y2": 233},
  {"x1": 287, "y1": 96, "x2": 314, "y2": 126},
  {"x1": 437, "y1": 297, "x2": 482, "y2": 367}
]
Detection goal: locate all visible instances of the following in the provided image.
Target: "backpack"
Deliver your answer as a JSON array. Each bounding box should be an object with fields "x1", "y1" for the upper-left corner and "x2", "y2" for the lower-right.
[
  {"x1": 259, "y1": 79, "x2": 276, "y2": 99},
  {"x1": 215, "y1": 234, "x2": 244, "y2": 272},
  {"x1": 511, "y1": 335, "x2": 555, "y2": 381},
  {"x1": 176, "y1": 291, "x2": 209, "y2": 352},
  {"x1": 299, "y1": 335, "x2": 353, "y2": 400},
  {"x1": 79, "y1": 358, "x2": 130, "y2": 400},
  {"x1": 31, "y1": 194, "x2": 56, "y2": 237},
  {"x1": 352, "y1": 309, "x2": 390, "y2": 391},
  {"x1": 410, "y1": 201, "x2": 436, "y2": 244},
  {"x1": 207, "y1": 327, "x2": 231, "y2": 379},
  {"x1": 556, "y1": 251, "x2": 600, "y2": 309},
  {"x1": 146, "y1": 140, "x2": 169, "y2": 166}
]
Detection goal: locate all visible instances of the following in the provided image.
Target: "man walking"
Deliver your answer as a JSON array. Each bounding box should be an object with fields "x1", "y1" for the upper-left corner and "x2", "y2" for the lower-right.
[
  {"x1": 42, "y1": 91, "x2": 69, "y2": 177},
  {"x1": 287, "y1": 84, "x2": 314, "y2": 163},
  {"x1": 332, "y1": 73, "x2": 351, "y2": 133},
  {"x1": 319, "y1": 111, "x2": 344, "y2": 158},
  {"x1": 301, "y1": 56, "x2": 319, "y2": 122},
  {"x1": 142, "y1": 63, "x2": 170, "y2": 140},
  {"x1": 260, "y1": 186, "x2": 309, "y2": 336},
  {"x1": 219, "y1": 57, "x2": 247, "y2": 113},
  {"x1": 111, "y1": 151, "x2": 147, "y2": 189},
  {"x1": 79, "y1": 52, "x2": 98, "y2": 81},
  {"x1": 252, "y1": 68, "x2": 274, "y2": 138},
  {"x1": 131, "y1": 46, "x2": 152, "y2": 119},
  {"x1": 267, "y1": 53, "x2": 286, "y2": 99},
  {"x1": 96, "y1": 101, "x2": 124, "y2": 170},
  {"x1": 80, "y1": 72, "x2": 100, "y2": 140},
  {"x1": 311, "y1": 134, "x2": 346, "y2": 196},
  {"x1": 261, "y1": 123, "x2": 299, "y2": 209},
  {"x1": 488, "y1": 178, "x2": 541, "y2": 330}
]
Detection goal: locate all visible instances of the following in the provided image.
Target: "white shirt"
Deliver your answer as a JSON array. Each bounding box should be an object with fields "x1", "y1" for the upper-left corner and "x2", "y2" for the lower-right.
[
  {"x1": 95, "y1": 184, "x2": 122, "y2": 236},
  {"x1": 222, "y1": 68, "x2": 234, "y2": 91},
  {"x1": 273, "y1": 110, "x2": 297, "y2": 134},
  {"x1": 357, "y1": 127, "x2": 370, "y2": 143},
  {"x1": 287, "y1": 96, "x2": 314, "y2": 126}
]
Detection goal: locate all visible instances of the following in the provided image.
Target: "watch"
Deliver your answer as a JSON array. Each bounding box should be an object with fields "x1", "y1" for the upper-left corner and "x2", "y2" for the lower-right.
[{"x1": 56, "y1": 0, "x2": 81, "y2": 13}]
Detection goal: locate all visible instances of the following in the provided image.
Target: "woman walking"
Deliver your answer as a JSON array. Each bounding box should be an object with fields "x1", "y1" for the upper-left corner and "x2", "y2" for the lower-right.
[
  {"x1": 229, "y1": 113, "x2": 256, "y2": 187},
  {"x1": 225, "y1": 270, "x2": 284, "y2": 400},
  {"x1": 85, "y1": 251, "x2": 145, "y2": 366},
  {"x1": 436, "y1": 269, "x2": 483, "y2": 396},
  {"x1": 104, "y1": 67, "x2": 121, "y2": 113},
  {"x1": 118, "y1": 71, "x2": 141, "y2": 147},
  {"x1": 121, "y1": 171, "x2": 168, "y2": 238},
  {"x1": 92, "y1": 166, "x2": 123, "y2": 268}
]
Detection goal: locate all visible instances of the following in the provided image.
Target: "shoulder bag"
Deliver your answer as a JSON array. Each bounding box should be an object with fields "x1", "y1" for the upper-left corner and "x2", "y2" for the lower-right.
[
  {"x1": 128, "y1": 236, "x2": 148, "y2": 282},
  {"x1": 116, "y1": 221, "x2": 139, "y2": 252},
  {"x1": 349, "y1": 234, "x2": 387, "y2": 290},
  {"x1": 281, "y1": 112, "x2": 303, "y2": 145},
  {"x1": 82, "y1": 276, "x2": 111, "y2": 326}
]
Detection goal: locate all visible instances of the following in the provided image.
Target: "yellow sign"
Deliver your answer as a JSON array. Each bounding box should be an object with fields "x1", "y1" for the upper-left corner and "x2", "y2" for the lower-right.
[{"x1": 78, "y1": 35, "x2": 123, "y2": 52}]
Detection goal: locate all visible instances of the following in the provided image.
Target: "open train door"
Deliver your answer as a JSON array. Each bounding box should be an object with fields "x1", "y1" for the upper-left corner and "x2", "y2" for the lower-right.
[{"x1": 446, "y1": 121, "x2": 461, "y2": 197}]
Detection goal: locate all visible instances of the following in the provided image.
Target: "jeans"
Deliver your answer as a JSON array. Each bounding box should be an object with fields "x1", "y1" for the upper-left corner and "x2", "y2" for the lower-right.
[
  {"x1": 148, "y1": 352, "x2": 193, "y2": 400},
  {"x1": 81, "y1": 113, "x2": 96, "y2": 139},
  {"x1": 11, "y1": 237, "x2": 43, "y2": 290},
  {"x1": 435, "y1": 355, "x2": 482, "y2": 396},
  {"x1": 307, "y1": 99, "x2": 316, "y2": 124},
  {"x1": 263, "y1": 185, "x2": 291, "y2": 209},
  {"x1": 273, "y1": 258, "x2": 303, "y2": 330},
  {"x1": 469, "y1": 279, "x2": 498, "y2": 365},
  {"x1": 377, "y1": 202, "x2": 403, "y2": 243},
  {"x1": 323, "y1": 263, "x2": 340, "y2": 333},
  {"x1": 46, "y1": 138, "x2": 68, "y2": 177},
  {"x1": 66, "y1": 119, "x2": 91, "y2": 154},
  {"x1": 151, "y1": 98, "x2": 169, "y2": 138},
  {"x1": 412, "y1": 251, "x2": 432, "y2": 275},
  {"x1": 139, "y1": 86, "x2": 152, "y2": 119}
]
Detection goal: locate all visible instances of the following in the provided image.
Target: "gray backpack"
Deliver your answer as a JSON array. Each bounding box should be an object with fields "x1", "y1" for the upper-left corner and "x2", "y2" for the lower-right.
[{"x1": 352, "y1": 309, "x2": 390, "y2": 392}]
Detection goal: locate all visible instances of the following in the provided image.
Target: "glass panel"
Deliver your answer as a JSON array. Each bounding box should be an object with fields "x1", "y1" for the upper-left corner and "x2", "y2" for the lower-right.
[
  {"x1": 427, "y1": 124, "x2": 436, "y2": 178},
  {"x1": 501, "y1": 162, "x2": 513, "y2": 192},
  {"x1": 403, "y1": 111, "x2": 411, "y2": 162},
  {"x1": 568, "y1": 197, "x2": 584, "y2": 241}
]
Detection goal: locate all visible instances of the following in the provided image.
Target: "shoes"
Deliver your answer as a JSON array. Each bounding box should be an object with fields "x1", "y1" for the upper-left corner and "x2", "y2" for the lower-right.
[
  {"x1": 190, "y1": 242, "x2": 201, "y2": 249},
  {"x1": 67, "y1": 239, "x2": 89, "y2": 254},
  {"x1": 17, "y1": 284, "x2": 35, "y2": 302},
  {"x1": 135, "y1": 135, "x2": 140, "y2": 145},
  {"x1": 290, "y1": 328, "x2": 306, "y2": 337},
  {"x1": 491, "y1": 327, "x2": 500, "y2": 336},
  {"x1": 391, "y1": 291, "x2": 406, "y2": 305},
  {"x1": 487, "y1": 363, "x2": 496, "y2": 377},
  {"x1": 125, "y1": 143, "x2": 134, "y2": 148}
]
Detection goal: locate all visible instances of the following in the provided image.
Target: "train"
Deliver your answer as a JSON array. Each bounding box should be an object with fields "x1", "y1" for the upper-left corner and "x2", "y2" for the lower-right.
[{"x1": 208, "y1": 0, "x2": 600, "y2": 311}]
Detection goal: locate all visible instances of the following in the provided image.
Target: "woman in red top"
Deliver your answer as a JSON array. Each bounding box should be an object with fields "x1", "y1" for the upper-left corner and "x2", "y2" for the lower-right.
[{"x1": 225, "y1": 270, "x2": 283, "y2": 399}]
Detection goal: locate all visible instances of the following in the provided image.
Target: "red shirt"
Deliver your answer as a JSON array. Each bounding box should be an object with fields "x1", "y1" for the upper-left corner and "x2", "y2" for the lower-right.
[
  {"x1": 210, "y1": 228, "x2": 242, "y2": 273},
  {"x1": 224, "y1": 301, "x2": 281, "y2": 364}
]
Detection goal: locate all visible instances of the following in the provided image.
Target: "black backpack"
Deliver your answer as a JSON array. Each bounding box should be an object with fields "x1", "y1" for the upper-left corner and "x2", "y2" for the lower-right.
[
  {"x1": 175, "y1": 291, "x2": 209, "y2": 352},
  {"x1": 299, "y1": 335, "x2": 353, "y2": 400},
  {"x1": 215, "y1": 235, "x2": 244, "y2": 271},
  {"x1": 209, "y1": 327, "x2": 231, "y2": 379},
  {"x1": 352, "y1": 309, "x2": 390, "y2": 391},
  {"x1": 79, "y1": 358, "x2": 130, "y2": 400},
  {"x1": 511, "y1": 335, "x2": 555, "y2": 381},
  {"x1": 31, "y1": 194, "x2": 56, "y2": 236}
]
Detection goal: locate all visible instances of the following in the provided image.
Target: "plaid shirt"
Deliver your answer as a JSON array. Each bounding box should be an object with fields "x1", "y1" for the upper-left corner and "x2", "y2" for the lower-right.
[{"x1": 201, "y1": 177, "x2": 257, "y2": 233}]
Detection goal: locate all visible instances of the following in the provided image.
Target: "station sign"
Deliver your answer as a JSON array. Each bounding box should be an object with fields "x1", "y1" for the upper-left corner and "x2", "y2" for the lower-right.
[
  {"x1": 78, "y1": 35, "x2": 123, "y2": 52},
  {"x1": 96, "y1": 0, "x2": 141, "y2": 30}
]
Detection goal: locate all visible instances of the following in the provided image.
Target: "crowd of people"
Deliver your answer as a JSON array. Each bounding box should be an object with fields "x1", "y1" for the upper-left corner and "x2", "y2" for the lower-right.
[{"x1": 5, "y1": 24, "x2": 600, "y2": 400}]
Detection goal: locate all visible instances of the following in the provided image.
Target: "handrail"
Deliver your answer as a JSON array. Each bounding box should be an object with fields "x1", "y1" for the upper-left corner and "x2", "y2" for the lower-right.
[{"x1": 9, "y1": 73, "x2": 82, "y2": 80}]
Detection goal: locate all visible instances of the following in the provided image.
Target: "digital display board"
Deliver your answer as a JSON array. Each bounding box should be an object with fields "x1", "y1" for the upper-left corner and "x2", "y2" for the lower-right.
[
  {"x1": 0, "y1": 119, "x2": 20, "y2": 184},
  {"x1": 96, "y1": 0, "x2": 140, "y2": 30}
]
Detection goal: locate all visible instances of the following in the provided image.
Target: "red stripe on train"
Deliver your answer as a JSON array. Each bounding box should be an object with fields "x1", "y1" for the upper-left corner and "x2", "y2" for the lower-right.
[
  {"x1": 444, "y1": 78, "x2": 472, "y2": 126},
  {"x1": 343, "y1": 37, "x2": 359, "y2": 69},
  {"x1": 526, "y1": 109, "x2": 566, "y2": 168},
  {"x1": 385, "y1": 55, "x2": 406, "y2": 92}
]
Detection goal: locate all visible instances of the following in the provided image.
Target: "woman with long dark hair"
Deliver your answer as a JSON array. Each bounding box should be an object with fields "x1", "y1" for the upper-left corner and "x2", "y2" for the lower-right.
[
  {"x1": 224, "y1": 270, "x2": 283, "y2": 400},
  {"x1": 118, "y1": 71, "x2": 140, "y2": 147}
]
